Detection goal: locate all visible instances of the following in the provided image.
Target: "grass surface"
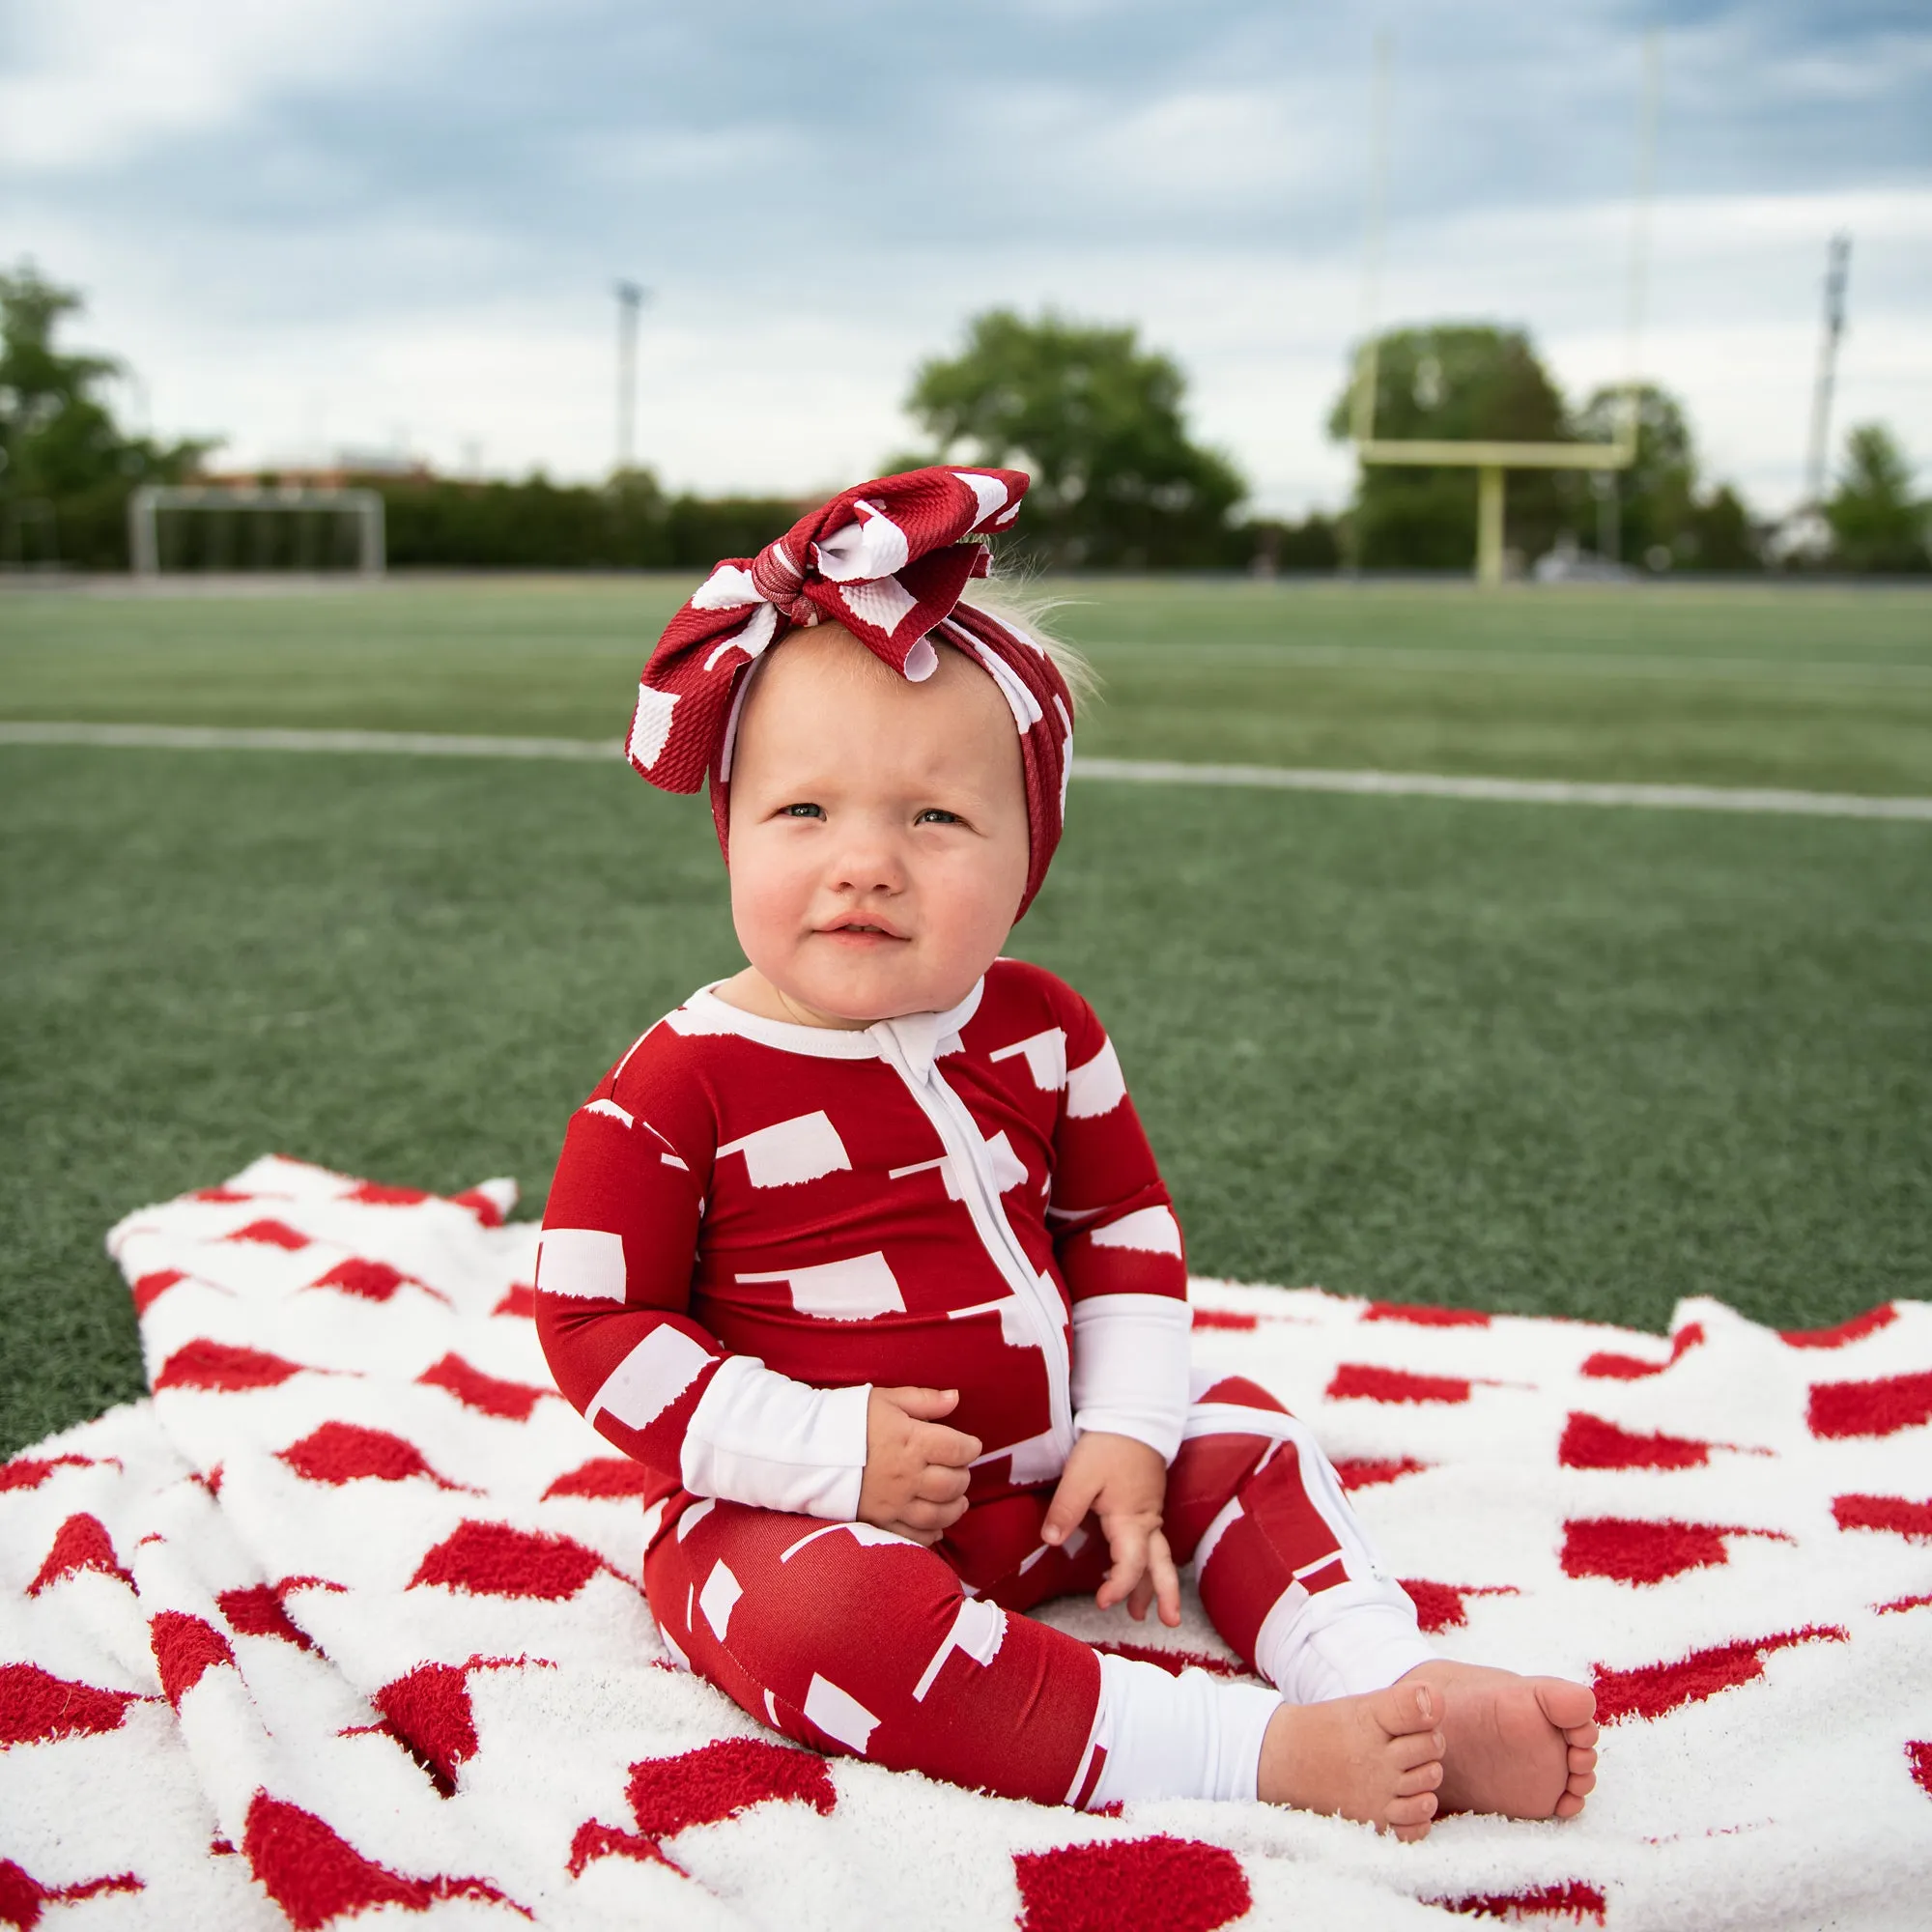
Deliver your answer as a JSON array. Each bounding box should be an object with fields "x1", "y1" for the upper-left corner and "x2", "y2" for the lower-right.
[
  {"x1": 3, "y1": 577, "x2": 1929, "y2": 1456},
  {"x1": 5, "y1": 576, "x2": 1931, "y2": 792}
]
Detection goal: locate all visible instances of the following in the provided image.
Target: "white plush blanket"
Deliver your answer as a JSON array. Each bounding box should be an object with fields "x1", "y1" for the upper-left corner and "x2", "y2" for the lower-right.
[{"x1": 3, "y1": 1157, "x2": 1927, "y2": 1931}]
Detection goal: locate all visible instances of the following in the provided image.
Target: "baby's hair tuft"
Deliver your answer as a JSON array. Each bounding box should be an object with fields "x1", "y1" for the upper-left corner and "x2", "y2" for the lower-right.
[{"x1": 960, "y1": 565, "x2": 1099, "y2": 717}]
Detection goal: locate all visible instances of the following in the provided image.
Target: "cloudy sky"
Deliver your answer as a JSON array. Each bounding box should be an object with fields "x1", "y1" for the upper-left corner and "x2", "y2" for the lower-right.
[{"x1": 4, "y1": 0, "x2": 1927, "y2": 515}]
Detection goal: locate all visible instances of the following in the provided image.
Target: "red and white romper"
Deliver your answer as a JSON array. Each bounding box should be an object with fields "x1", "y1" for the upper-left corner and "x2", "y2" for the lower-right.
[{"x1": 536, "y1": 959, "x2": 1431, "y2": 1806}]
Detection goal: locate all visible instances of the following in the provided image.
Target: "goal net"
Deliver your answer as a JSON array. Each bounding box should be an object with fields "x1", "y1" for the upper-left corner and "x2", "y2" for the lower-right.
[{"x1": 128, "y1": 485, "x2": 384, "y2": 577}]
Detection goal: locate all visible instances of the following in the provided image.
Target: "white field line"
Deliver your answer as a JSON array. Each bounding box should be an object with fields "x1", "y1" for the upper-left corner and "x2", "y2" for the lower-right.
[
  {"x1": 1083, "y1": 639, "x2": 1932, "y2": 689},
  {"x1": 1071, "y1": 756, "x2": 1932, "y2": 821},
  {"x1": 3, "y1": 720, "x2": 1928, "y2": 822},
  {"x1": 0, "y1": 721, "x2": 617, "y2": 761}
]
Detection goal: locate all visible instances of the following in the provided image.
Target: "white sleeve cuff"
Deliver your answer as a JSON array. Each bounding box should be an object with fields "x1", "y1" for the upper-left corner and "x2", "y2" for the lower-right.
[
  {"x1": 678, "y1": 1355, "x2": 871, "y2": 1520},
  {"x1": 1069, "y1": 1293, "x2": 1192, "y2": 1464}
]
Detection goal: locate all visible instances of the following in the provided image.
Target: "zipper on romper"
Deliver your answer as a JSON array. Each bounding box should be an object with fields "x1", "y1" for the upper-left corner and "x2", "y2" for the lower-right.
[{"x1": 869, "y1": 1019, "x2": 1075, "y2": 1463}]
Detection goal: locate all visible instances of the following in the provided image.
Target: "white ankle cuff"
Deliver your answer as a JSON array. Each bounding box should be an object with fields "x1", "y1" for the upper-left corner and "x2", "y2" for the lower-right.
[
  {"x1": 1082, "y1": 1654, "x2": 1281, "y2": 1806},
  {"x1": 1256, "y1": 1580, "x2": 1435, "y2": 1705}
]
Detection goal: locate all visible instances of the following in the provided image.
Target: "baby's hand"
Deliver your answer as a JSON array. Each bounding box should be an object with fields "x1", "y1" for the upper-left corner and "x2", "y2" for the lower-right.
[
  {"x1": 858, "y1": 1386, "x2": 981, "y2": 1546},
  {"x1": 1041, "y1": 1432, "x2": 1180, "y2": 1628}
]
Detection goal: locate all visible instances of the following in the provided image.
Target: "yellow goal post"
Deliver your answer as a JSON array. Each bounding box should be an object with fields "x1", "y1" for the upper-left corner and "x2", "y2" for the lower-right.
[{"x1": 1345, "y1": 32, "x2": 1658, "y2": 586}]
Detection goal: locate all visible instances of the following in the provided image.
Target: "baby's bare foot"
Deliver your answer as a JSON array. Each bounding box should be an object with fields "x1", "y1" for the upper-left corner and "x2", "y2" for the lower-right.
[
  {"x1": 1258, "y1": 1682, "x2": 1445, "y2": 1841},
  {"x1": 1400, "y1": 1661, "x2": 1599, "y2": 1820}
]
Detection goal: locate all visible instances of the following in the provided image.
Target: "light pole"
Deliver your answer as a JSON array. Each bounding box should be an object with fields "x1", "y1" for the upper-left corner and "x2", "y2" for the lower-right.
[
  {"x1": 1803, "y1": 234, "x2": 1851, "y2": 511},
  {"x1": 614, "y1": 280, "x2": 651, "y2": 476}
]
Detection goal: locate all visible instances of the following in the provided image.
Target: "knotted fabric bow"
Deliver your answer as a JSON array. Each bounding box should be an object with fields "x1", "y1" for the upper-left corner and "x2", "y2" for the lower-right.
[{"x1": 627, "y1": 466, "x2": 1074, "y2": 916}]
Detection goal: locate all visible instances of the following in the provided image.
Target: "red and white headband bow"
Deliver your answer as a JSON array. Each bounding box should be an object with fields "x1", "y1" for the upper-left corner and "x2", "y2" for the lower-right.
[{"x1": 627, "y1": 466, "x2": 1074, "y2": 916}]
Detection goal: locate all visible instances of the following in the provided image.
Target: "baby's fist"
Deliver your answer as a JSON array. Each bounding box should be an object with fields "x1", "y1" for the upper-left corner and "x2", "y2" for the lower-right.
[{"x1": 857, "y1": 1386, "x2": 980, "y2": 1546}]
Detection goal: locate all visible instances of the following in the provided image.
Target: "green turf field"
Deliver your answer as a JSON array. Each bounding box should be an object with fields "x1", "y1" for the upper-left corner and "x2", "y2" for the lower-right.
[
  {"x1": 7, "y1": 576, "x2": 1932, "y2": 791},
  {"x1": 3, "y1": 577, "x2": 1929, "y2": 1456}
]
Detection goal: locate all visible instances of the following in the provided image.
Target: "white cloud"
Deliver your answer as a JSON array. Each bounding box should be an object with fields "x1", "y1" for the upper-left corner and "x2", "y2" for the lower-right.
[
  {"x1": 5, "y1": 1, "x2": 1927, "y2": 520},
  {"x1": 0, "y1": 0, "x2": 465, "y2": 171}
]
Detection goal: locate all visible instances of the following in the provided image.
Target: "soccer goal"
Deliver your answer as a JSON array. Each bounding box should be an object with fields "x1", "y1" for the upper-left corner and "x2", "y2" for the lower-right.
[{"x1": 128, "y1": 484, "x2": 385, "y2": 578}]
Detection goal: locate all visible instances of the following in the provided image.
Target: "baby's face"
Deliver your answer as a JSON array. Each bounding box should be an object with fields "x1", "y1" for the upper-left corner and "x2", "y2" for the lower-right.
[{"x1": 725, "y1": 625, "x2": 1031, "y2": 1025}]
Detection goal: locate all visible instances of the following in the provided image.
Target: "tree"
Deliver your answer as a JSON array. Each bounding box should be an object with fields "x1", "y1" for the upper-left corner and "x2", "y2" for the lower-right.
[
  {"x1": 1825, "y1": 423, "x2": 1927, "y2": 573},
  {"x1": 1326, "y1": 325, "x2": 1571, "y2": 569},
  {"x1": 0, "y1": 261, "x2": 211, "y2": 567},
  {"x1": 1679, "y1": 484, "x2": 1761, "y2": 573},
  {"x1": 1570, "y1": 381, "x2": 1762, "y2": 571},
  {"x1": 1573, "y1": 382, "x2": 1692, "y2": 563},
  {"x1": 903, "y1": 310, "x2": 1245, "y2": 569}
]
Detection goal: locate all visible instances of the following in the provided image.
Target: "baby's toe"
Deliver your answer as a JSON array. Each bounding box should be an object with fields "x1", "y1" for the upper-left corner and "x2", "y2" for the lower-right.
[
  {"x1": 1553, "y1": 1790, "x2": 1588, "y2": 1819},
  {"x1": 1371, "y1": 1681, "x2": 1440, "y2": 1741},
  {"x1": 1569, "y1": 1745, "x2": 1598, "y2": 1775},
  {"x1": 1390, "y1": 1726, "x2": 1446, "y2": 1772},
  {"x1": 1385, "y1": 1793, "x2": 1437, "y2": 1832},
  {"x1": 1395, "y1": 1761, "x2": 1444, "y2": 1798},
  {"x1": 1534, "y1": 1678, "x2": 1596, "y2": 1732}
]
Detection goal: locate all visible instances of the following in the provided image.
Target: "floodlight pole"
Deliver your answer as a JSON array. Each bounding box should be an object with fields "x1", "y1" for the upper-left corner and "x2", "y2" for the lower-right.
[
  {"x1": 614, "y1": 280, "x2": 650, "y2": 476},
  {"x1": 1803, "y1": 234, "x2": 1851, "y2": 510}
]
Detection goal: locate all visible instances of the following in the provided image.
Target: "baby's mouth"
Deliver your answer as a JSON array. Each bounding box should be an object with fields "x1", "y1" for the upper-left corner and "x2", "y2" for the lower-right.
[{"x1": 822, "y1": 919, "x2": 907, "y2": 942}]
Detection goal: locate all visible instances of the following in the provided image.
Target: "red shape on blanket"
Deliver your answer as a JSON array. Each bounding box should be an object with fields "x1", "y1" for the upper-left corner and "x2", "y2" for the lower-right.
[
  {"x1": 1807, "y1": 1371, "x2": 1932, "y2": 1439},
  {"x1": 1833, "y1": 1494, "x2": 1932, "y2": 1541},
  {"x1": 1561, "y1": 1517, "x2": 1789, "y2": 1586},
  {"x1": 0, "y1": 1455, "x2": 94, "y2": 1492},
  {"x1": 1580, "y1": 1322, "x2": 1705, "y2": 1381},
  {"x1": 1363, "y1": 1301, "x2": 1492, "y2": 1327},
  {"x1": 1189, "y1": 1308, "x2": 1257, "y2": 1331},
  {"x1": 1779, "y1": 1304, "x2": 1896, "y2": 1349},
  {"x1": 493, "y1": 1284, "x2": 537, "y2": 1319},
  {"x1": 155, "y1": 1339, "x2": 306, "y2": 1392},
  {"x1": 1090, "y1": 1640, "x2": 1252, "y2": 1680},
  {"x1": 567, "y1": 1739, "x2": 838, "y2": 1877},
  {"x1": 130, "y1": 1268, "x2": 186, "y2": 1316},
  {"x1": 629, "y1": 1737, "x2": 838, "y2": 1837},
  {"x1": 450, "y1": 1187, "x2": 506, "y2": 1227},
  {"x1": 27, "y1": 1513, "x2": 133, "y2": 1595},
  {"x1": 1558, "y1": 1413, "x2": 1711, "y2": 1471},
  {"x1": 1425, "y1": 1879, "x2": 1607, "y2": 1923},
  {"x1": 1327, "y1": 1364, "x2": 1474, "y2": 1405},
  {"x1": 279, "y1": 1421, "x2": 461, "y2": 1490},
  {"x1": 0, "y1": 1663, "x2": 143, "y2": 1745},
  {"x1": 372, "y1": 1663, "x2": 479, "y2": 1795},
  {"x1": 309, "y1": 1258, "x2": 408, "y2": 1301},
  {"x1": 409, "y1": 1521, "x2": 604, "y2": 1600},
  {"x1": 1400, "y1": 1579, "x2": 1520, "y2": 1634},
  {"x1": 1334, "y1": 1457, "x2": 1430, "y2": 1491},
  {"x1": 149, "y1": 1610, "x2": 237, "y2": 1708},
  {"x1": 542, "y1": 1458, "x2": 654, "y2": 1500},
  {"x1": 1592, "y1": 1625, "x2": 1845, "y2": 1723},
  {"x1": 241, "y1": 1792, "x2": 528, "y2": 1928},
  {"x1": 219, "y1": 1583, "x2": 318, "y2": 1653},
  {"x1": 416, "y1": 1353, "x2": 549, "y2": 1421},
  {"x1": 1013, "y1": 1835, "x2": 1250, "y2": 1932},
  {"x1": 0, "y1": 1860, "x2": 142, "y2": 1930},
  {"x1": 224, "y1": 1217, "x2": 310, "y2": 1250},
  {"x1": 345, "y1": 1181, "x2": 430, "y2": 1206},
  {"x1": 194, "y1": 1185, "x2": 251, "y2": 1203},
  {"x1": 1908, "y1": 1742, "x2": 1932, "y2": 1800}
]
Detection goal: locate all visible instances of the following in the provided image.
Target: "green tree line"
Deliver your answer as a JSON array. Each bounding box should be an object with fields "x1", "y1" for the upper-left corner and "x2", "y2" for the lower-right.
[{"x1": 4, "y1": 263, "x2": 1924, "y2": 576}]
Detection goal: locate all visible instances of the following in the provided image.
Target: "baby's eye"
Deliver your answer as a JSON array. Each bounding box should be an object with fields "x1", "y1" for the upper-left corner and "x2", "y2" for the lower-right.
[
  {"x1": 915, "y1": 808, "x2": 963, "y2": 826},
  {"x1": 780, "y1": 803, "x2": 824, "y2": 819}
]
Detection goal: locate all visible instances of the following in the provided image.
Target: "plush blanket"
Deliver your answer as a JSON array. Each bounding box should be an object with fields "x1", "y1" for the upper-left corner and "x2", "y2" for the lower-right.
[{"x1": 3, "y1": 1156, "x2": 1927, "y2": 1931}]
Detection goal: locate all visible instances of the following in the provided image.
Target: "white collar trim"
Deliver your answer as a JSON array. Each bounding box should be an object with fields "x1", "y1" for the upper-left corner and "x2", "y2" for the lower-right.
[{"x1": 668, "y1": 978, "x2": 984, "y2": 1064}]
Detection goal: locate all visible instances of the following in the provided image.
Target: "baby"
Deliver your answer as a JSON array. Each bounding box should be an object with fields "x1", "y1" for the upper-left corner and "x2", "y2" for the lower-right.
[{"x1": 535, "y1": 468, "x2": 1597, "y2": 1828}]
